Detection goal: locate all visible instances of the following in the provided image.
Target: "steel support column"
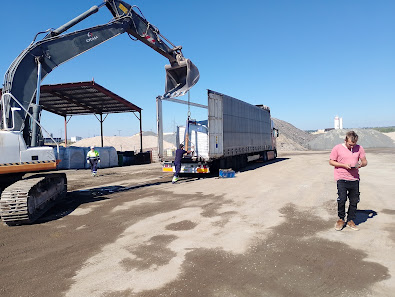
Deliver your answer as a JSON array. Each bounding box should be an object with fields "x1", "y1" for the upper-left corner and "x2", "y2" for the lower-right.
[
  {"x1": 139, "y1": 111, "x2": 143, "y2": 153},
  {"x1": 100, "y1": 113, "x2": 103, "y2": 147},
  {"x1": 64, "y1": 116, "x2": 67, "y2": 147},
  {"x1": 156, "y1": 96, "x2": 163, "y2": 160},
  {"x1": 94, "y1": 113, "x2": 108, "y2": 147},
  {"x1": 64, "y1": 115, "x2": 72, "y2": 147}
]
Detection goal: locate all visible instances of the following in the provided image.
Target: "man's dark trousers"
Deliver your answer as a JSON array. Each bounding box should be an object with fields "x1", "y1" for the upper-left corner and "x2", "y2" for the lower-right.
[
  {"x1": 174, "y1": 163, "x2": 181, "y2": 177},
  {"x1": 90, "y1": 159, "x2": 98, "y2": 174},
  {"x1": 337, "y1": 180, "x2": 360, "y2": 221}
]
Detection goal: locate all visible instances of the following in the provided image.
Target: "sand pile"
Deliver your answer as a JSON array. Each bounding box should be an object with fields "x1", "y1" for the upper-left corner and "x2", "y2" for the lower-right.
[
  {"x1": 72, "y1": 134, "x2": 175, "y2": 152},
  {"x1": 308, "y1": 129, "x2": 395, "y2": 150},
  {"x1": 384, "y1": 132, "x2": 395, "y2": 142}
]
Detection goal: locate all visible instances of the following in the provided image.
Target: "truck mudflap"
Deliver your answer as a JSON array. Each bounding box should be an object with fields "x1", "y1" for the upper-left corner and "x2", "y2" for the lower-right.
[
  {"x1": 267, "y1": 150, "x2": 276, "y2": 160},
  {"x1": 162, "y1": 162, "x2": 210, "y2": 174}
]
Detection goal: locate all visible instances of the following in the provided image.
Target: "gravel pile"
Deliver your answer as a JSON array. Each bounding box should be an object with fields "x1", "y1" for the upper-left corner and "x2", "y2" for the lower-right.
[
  {"x1": 272, "y1": 118, "x2": 318, "y2": 151},
  {"x1": 308, "y1": 129, "x2": 395, "y2": 150}
]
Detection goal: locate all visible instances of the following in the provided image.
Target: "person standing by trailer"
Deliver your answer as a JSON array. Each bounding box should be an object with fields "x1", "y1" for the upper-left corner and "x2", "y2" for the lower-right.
[
  {"x1": 172, "y1": 143, "x2": 191, "y2": 184},
  {"x1": 329, "y1": 131, "x2": 368, "y2": 231},
  {"x1": 87, "y1": 146, "x2": 100, "y2": 177}
]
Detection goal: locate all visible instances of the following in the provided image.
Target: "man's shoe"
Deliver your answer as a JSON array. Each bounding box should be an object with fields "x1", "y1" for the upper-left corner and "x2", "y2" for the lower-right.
[
  {"x1": 347, "y1": 220, "x2": 359, "y2": 231},
  {"x1": 335, "y1": 219, "x2": 345, "y2": 231}
]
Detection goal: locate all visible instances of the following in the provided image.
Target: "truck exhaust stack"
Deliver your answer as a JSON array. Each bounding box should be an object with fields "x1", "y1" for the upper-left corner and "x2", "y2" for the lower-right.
[{"x1": 165, "y1": 59, "x2": 200, "y2": 98}]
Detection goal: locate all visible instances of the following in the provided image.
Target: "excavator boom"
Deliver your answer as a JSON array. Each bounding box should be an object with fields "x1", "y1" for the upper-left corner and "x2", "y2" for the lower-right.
[
  {"x1": 0, "y1": 0, "x2": 199, "y2": 226},
  {"x1": 1, "y1": 0, "x2": 199, "y2": 137}
]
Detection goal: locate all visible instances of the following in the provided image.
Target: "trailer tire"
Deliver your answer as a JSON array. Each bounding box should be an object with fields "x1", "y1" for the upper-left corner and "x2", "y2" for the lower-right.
[
  {"x1": 234, "y1": 155, "x2": 241, "y2": 171},
  {"x1": 242, "y1": 154, "x2": 248, "y2": 168}
]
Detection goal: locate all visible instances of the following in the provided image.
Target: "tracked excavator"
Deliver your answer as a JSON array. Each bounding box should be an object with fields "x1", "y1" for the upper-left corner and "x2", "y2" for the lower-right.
[{"x1": 0, "y1": 0, "x2": 199, "y2": 226}]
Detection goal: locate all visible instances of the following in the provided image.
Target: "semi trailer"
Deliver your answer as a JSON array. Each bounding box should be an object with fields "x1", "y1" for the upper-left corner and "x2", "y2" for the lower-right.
[{"x1": 162, "y1": 89, "x2": 278, "y2": 174}]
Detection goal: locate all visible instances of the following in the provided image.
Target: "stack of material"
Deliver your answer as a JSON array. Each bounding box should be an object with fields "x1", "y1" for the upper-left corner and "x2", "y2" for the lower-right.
[
  {"x1": 385, "y1": 132, "x2": 395, "y2": 142},
  {"x1": 308, "y1": 129, "x2": 395, "y2": 150},
  {"x1": 272, "y1": 118, "x2": 317, "y2": 151}
]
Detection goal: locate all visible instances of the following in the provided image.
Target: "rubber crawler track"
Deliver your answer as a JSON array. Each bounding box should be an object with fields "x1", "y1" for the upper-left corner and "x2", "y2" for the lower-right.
[{"x1": 0, "y1": 173, "x2": 67, "y2": 226}]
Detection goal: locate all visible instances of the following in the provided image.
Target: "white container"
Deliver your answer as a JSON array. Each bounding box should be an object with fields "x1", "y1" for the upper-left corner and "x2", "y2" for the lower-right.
[
  {"x1": 108, "y1": 147, "x2": 119, "y2": 167},
  {"x1": 64, "y1": 147, "x2": 85, "y2": 169},
  {"x1": 93, "y1": 147, "x2": 109, "y2": 168},
  {"x1": 53, "y1": 146, "x2": 66, "y2": 169},
  {"x1": 178, "y1": 121, "x2": 209, "y2": 160}
]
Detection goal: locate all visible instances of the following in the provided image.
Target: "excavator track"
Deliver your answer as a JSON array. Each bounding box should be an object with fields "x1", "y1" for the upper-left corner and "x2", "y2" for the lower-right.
[{"x1": 0, "y1": 173, "x2": 67, "y2": 226}]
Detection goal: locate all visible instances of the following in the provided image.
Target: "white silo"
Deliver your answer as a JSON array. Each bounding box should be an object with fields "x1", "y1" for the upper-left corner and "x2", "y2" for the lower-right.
[
  {"x1": 339, "y1": 117, "x2": 343, "y2": 129},
  {"x1": 334, "y1": 116, "x2": 340, "y2": 129}
]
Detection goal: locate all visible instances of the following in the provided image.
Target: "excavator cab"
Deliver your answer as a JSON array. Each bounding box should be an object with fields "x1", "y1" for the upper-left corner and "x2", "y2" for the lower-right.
[{"x1": 165, "y1": 59, "x2": 200, "y2": 98}]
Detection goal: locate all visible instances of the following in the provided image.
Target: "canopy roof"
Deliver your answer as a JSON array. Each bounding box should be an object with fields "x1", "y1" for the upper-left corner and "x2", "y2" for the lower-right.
[
  {"x1": 39, "y1": 81, "x2": 141, "y2": 116},
  {"x1": 1, "y1": 81, "x2": 143, "y2": 149}
]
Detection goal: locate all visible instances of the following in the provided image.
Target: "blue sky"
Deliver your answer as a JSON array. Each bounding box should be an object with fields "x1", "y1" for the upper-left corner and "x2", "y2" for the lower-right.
[{"x1": 1, "y1": 0, "x2": 394, "y2": 138}]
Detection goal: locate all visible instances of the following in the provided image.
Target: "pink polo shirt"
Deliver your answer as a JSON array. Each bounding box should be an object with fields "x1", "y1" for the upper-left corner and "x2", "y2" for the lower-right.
[{"x1": 329, "y1": 143, "x2": 366, "y2": 181}]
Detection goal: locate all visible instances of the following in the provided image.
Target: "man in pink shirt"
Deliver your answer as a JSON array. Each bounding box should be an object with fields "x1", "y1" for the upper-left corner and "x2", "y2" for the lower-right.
[{"x1": 329, "y1": 131, "x2": 368, "y2": 231}]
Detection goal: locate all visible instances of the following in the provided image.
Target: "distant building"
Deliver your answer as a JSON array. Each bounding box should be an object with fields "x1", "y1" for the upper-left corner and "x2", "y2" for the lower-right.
[
  {"x1": 312, "y1": 129, "x2": 326, "y2": 135},
  {"x1": 44, "y1": 137, "x2": 62, "y2": 144},
  {"x1": 70, "y1": 136, "x2": 82, "y2": 142},
  {"x1": 334, "y1": 116, "x2": 343, "y2": 130}
]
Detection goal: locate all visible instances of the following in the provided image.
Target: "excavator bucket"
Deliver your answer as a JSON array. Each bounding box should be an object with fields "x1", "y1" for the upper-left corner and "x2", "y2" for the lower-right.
[{"x1": 164, "y1": 59, "x2": 200, "y2": 97}]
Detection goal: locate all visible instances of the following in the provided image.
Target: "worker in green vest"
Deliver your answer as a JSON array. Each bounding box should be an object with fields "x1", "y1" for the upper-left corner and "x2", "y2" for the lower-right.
[{"x1": 87, "y1": 146, "x2": 100, "y2": 176}]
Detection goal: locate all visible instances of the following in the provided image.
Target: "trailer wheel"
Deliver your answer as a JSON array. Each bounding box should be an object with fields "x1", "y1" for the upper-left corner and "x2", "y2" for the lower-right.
[{"x1": 242, "y1": 155, "x2": 248, "y2": 168}]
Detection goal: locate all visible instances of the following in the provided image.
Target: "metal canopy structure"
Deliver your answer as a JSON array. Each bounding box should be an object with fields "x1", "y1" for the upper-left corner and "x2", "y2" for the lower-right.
[
  {"x1": 40, "y1": 81, "x2": 142, "y2": 149},
  {"x1": 1, "y1": 81, "x2": 143, "y2": 150},
  {"x1": 39, "y1": 81, "x2": 141, "y2": 116}
]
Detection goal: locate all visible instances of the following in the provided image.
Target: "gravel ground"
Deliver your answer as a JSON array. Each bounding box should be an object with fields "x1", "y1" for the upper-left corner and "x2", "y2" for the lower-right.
[{"x1": 1, "y1": 149, "x2": 394, "y2": 296}]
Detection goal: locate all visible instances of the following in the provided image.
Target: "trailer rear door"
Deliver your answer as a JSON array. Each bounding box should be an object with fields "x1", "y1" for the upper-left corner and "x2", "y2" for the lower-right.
[{"x1": 208, "y1": 91, "x2": 224, "y2": 158}]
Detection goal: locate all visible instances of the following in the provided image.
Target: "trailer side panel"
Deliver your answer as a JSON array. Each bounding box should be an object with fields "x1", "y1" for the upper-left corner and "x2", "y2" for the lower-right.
[{"x1": 208, "y1": 90, "x2": 273, "y2": 159}]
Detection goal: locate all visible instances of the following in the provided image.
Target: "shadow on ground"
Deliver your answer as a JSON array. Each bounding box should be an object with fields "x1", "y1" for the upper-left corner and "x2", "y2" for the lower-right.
[
  {"x1": 36, "y1": 178, "x2": 176, "y2": 224},
  {"x1": 354, "y1": 209, "x2": 377, "y2": 225},
  {"x1": 240, "y1": 157, "x2": 289, "y2": 173}
]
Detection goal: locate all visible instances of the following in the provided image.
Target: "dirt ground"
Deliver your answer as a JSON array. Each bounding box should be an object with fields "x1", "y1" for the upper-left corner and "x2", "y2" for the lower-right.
[{"x1": 0, "y1": 148, "x2": 394, "y2": 297}]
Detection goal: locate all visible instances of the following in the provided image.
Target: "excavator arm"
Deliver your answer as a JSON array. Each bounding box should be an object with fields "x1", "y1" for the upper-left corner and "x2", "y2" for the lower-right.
[
  {"x1": 1, "y1": 0, "x2": 199, "y2": 144},
  {"x1": 0, "y1": 0, "x2": 199, "y2": 226},
  {"x1": 102, "y1": 1, "x2": 200, "y2": 98}
]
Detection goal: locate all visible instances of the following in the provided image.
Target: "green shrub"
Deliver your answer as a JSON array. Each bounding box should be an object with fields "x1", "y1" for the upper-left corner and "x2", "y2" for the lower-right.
[{"x1": 372, "y1": 127, "x2": 395, "y2": 133}]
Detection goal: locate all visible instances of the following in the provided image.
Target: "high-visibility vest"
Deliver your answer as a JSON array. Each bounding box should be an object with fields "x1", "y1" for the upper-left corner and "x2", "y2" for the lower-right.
[{"x1": 87, "y1": 150, "x2": 100, "y2": 160}]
